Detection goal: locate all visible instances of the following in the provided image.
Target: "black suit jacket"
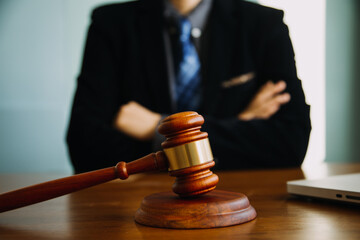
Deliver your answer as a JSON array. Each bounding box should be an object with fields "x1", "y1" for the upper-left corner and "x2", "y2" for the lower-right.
[{"x1": 67, "y1": 0, "x2": 311, "y2": 173}]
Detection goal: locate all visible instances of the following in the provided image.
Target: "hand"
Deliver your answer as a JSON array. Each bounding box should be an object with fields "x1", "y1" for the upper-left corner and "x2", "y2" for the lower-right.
[
  {"x1": 238, "y1": 81, "x2": 291, "y2": 121},
  {"x1": 113, "y1": 101, "x2": 162, "y2": 141}
]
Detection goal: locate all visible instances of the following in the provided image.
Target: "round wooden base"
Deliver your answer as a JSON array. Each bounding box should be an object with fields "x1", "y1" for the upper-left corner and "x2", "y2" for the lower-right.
[{"x1": 135, "y1": 190, "x2": 256, "y2": 229}]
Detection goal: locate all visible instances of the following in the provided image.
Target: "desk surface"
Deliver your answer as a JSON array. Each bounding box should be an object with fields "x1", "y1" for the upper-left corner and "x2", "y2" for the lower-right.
[{"x1": 0, "y1": 163, "x2": 360, "y2": 240}]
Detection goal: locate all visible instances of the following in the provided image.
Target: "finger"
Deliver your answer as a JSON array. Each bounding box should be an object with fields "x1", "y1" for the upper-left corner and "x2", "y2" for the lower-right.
[
  {"x1": 257, "y1": 81, "x2": 286, "y2": 101},
  {"x1": 268, "y1": 80, "x2": 287, "y2": 94},
  {"x1": 274, "y1": 92, "x2": 291, "y2": 104},
  {"x1": 257, "y1": 93, "x2": 289, "y2": 119},
  {"x1": 258, "y1": 101, "x2": 281, "y2": 119},
  {"x1": 263, "y1": 93, "x2": 290, "y2": 114},
  {"x1": 274, "y1": 81, "x2": 287, "y2": 93}
]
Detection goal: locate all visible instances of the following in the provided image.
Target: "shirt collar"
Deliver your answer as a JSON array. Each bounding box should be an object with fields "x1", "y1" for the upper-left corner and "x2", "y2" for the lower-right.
[{"x1": 163, "y1": 0, "x2": 213, "y2": 36}]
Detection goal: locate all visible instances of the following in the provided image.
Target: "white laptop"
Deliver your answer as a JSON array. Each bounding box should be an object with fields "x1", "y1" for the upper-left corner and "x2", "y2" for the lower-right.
[{"x1": 287, "y1": 173, "x2": 360, "y2": 205}]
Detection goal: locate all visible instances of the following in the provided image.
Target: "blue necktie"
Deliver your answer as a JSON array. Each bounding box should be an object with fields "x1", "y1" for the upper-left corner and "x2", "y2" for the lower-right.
[{"x1": 175, "y1": 18, "x2": 201, "y2": 112}]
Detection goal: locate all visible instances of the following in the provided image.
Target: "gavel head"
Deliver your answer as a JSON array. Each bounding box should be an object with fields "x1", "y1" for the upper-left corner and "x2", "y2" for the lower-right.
[{"x1": 158, "y1": 111, "x2": 219, "y2": 197}]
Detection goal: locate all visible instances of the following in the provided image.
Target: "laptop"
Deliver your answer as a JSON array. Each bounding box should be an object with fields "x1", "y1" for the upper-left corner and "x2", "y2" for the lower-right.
[{"x1": 287, "y1": 173, "x2": 360, "y2": 205}]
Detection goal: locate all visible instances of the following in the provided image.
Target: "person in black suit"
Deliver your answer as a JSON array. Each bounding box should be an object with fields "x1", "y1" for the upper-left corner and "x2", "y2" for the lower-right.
[{"x1": 67, "y1": 0, "x2": 311, "y2": 173}]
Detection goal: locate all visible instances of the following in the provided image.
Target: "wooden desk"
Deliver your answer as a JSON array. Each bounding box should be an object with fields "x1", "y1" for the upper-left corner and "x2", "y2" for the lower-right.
[{"x1": 0, "y1": 163, "x2": 359, "y2": 239}]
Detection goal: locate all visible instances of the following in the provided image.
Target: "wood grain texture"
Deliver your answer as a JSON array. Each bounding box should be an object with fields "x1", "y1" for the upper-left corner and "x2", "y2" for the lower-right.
[
  {"x1": 0, "y1": 163, "x2": 359, "y2": 239},
  {"x1": 134, "y1": 190, "x2": 256, "y2": 228}
]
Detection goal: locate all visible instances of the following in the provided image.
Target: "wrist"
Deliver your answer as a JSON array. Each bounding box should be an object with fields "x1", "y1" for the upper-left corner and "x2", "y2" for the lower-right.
[{"x1": 238, "y1": 111, "x2": 253, "y2": 121}]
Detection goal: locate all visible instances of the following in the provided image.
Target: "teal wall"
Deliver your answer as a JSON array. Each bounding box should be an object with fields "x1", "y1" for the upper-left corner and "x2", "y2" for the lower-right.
[
  {"x1": 0, "y1": 0, "x2": 128, "y2": 173},
  {"x1": 326, "y1": 0, "x2": 360, "y2": 163},
  {"x1": 0, "y1": 0, "x2": 70, "y2": 173}
]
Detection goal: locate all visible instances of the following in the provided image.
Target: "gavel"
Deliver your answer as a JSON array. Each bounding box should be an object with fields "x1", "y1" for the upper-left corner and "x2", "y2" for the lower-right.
[{"x1": 0, "y1": 111, "x2": 219, "y2": 213}]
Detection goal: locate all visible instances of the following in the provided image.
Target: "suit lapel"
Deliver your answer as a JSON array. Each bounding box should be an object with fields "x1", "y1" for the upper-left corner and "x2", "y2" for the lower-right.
[
  {"x1": 200, "y1": 0, "x2": 238, "y2": 115},
  {"x1": 138, "y1": 0, "x2": 172, "y2": 113}
]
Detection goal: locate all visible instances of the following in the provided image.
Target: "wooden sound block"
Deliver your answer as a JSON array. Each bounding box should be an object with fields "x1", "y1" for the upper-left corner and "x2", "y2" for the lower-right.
[{"x1": 135, "y1": 190, "x2": 257, "y2": 229}]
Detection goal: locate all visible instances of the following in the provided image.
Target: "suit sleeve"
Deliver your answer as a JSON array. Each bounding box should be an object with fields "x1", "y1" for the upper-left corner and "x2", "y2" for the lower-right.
[
  {"x1": 66, "y1": 9, "x2": 150, "y2": 173},
  {"x1": 201, "y1": 11, "x2": 311, "y2": 170}
]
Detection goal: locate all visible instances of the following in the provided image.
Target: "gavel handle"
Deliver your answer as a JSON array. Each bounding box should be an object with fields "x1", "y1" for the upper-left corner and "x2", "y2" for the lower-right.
[{"x1": 0, "y1": 151, "x2": 167, "y2": 213}]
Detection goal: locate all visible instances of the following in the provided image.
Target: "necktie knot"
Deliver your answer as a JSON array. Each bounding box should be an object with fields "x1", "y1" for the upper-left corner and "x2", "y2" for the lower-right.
[{"x1": 178, "y1": 18, "x2": 192, "y2": 42}]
